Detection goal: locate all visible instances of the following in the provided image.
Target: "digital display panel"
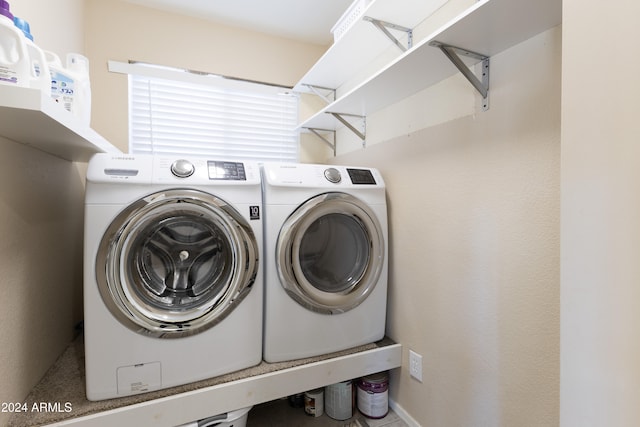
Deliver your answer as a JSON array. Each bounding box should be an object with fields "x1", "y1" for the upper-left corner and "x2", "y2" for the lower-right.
[
  {"x1": 207, "y1": 161, "x2": 247, "y2": 180},
  {"x1": 347, "y1": 168, "x2": 376, "y2": 185}
]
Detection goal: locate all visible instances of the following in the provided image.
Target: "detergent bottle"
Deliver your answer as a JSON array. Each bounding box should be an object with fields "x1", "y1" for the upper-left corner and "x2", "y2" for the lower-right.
[
  {"x1": 46, "y1": 51, "x2": 75, "y2": 113},
  {"x1": 45, "y1": 50, "x2": 92, "y2": 125},
  {"x1": 66, "y1": 53, "x2": 91, "y2": 125},
  {"x1": 0, "y1": 0, "x2": 31, "y2": 87},
  {"x1": 12, "y1": 16, "x2": 50, "y2": 95}
]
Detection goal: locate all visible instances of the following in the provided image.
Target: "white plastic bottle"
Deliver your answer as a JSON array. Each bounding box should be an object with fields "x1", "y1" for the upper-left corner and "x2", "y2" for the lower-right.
[
  {"x1": 13, "y1": 16, "x2": 50, "y2": 95},
  {"x1": 66, "y1": 53, "x2": 91, "y2": 125},
  {"x1": 45, "y1": 51, "x2": 92, "y2": 125},
  {"x1": 46, "y1": 50, "x2": 75, "y2": 114},
  {"x1": 0, "y1": 0, "x2": 31, "y2": 87}
]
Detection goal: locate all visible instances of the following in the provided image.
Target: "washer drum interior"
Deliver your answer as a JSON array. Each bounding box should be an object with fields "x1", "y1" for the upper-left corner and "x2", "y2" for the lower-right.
[{"x1": 95, "y1": 189, "x2": 259, "y2": 338}]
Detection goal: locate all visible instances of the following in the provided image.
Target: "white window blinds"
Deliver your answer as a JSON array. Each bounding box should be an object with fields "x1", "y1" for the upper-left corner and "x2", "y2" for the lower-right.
[{"x1": 123, "y1": 62, "x2": 299, "y2": 162}]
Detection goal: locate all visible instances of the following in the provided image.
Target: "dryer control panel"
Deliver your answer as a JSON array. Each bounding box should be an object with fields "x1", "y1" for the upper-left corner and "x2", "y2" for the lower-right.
[
  {"x1": 322, "y1": 167, "x2": 376, "y2": 185},
  {"x1": 263, "y1": 162, "x2": 384, "y2": 189},
  {"x1": 346, "y1": 168, "x2": 376, "y2": 185}
]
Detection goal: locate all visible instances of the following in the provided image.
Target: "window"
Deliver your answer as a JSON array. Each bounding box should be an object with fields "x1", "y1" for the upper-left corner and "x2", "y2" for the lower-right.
[{"x1": 111, "y1": 61, "x2": 299, "y2": 162}]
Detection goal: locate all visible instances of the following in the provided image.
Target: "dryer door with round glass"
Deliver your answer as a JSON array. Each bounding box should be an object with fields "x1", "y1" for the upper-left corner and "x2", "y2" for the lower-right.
[
  {"x1": 277, "y1": 192, "x2": 385, "y2": 314},
  {"x1": 96, "y1": 189, "x2": 259, "y2": 338}
]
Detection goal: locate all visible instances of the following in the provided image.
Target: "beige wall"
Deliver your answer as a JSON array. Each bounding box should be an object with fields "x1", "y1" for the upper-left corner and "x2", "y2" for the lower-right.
[
  {"x1": 9, "y1": 1, "x2": 640, "y2": 426},
  {"x1": 0, "y1": 1, "x2": 85, "y2": 426},
  {"x1": 8, "y1": 0, "x2": 84, "y2": 57},
  {"x1": 84, "y1": 0, "x2": 328, "y2": 154},
  {"x1": 561, "y1": 1, "x2": 640, "y2": 426},
  {"x1": 331, "y1": 24, "x2": 561, "y2": 427}
]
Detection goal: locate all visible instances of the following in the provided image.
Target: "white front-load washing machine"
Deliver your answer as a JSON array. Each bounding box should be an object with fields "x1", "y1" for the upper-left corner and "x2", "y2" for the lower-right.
[
  {"x1": 84, "y1": 153, "x2": 263, "y2": 401},
  {"x1": 261, "y1": 163, "x2": 388, "y2": 363}
]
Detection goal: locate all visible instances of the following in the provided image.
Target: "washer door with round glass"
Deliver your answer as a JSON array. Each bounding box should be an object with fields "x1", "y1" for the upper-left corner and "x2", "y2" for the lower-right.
[
  {"x1": 277, "y1": 192, "x2": 385, "y2": 314},
  {"x1": 96, "y1": 189, "x2": 259, "y2": 338}
]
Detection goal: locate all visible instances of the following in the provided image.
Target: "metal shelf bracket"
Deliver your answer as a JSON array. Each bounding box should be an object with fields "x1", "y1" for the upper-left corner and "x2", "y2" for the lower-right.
[
  {"x1": 329, "y1": 112, "x2": 366, "y2": 146},
  {"x1": 363, "y1": 16, "x2": 413, "y2": 52},
  {"x1": 303, "y1": 84, "x2": 336, "y2": 104},
  {"x1": 305, "y1": 128, "x2": 337, "y2": 156},
  {"x1": 430, "y1": 41, "x2": 490, "y2": 111}
]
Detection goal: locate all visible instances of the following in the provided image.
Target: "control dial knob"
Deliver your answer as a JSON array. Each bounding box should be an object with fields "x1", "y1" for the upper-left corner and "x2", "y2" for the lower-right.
[
  {"x1": 324, "y1": 167, "x2": 342, "y2": 183},
  {"x1": 171, "y1": 159, "x2": 195, "y2": 178}
]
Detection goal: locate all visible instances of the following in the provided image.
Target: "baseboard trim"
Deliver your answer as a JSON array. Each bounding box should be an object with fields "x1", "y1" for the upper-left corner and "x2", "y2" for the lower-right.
[{"x1": 389, "y1": 399, "x2": 421, "y2": 427}]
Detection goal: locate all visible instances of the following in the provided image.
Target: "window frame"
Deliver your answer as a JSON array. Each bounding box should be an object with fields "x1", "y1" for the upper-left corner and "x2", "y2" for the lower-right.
[{"x1": 108, "y1": 61, "x2": 299, "y2": 162}]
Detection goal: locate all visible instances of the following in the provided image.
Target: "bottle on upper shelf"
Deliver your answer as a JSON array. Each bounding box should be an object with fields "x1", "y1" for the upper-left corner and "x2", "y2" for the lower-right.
[
  {"x1": 12, "y1": 15, "x2": 51, "y2": 96},
  {"x1": 0, "y1": 0, "x2": 49, "y2": 95},
  {"x1": 46, "y1": 50, "x2": 92, "y2": 126}
]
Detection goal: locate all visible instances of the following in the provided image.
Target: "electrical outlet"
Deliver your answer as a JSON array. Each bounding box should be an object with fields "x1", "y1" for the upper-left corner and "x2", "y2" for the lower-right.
[{"x1": 409, "y1": 350, "x2": 423, "y2": 382}]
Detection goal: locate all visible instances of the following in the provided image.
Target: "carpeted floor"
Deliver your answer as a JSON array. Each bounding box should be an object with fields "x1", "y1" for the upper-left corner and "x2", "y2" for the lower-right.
[{"x1": 8, "y1": 335, "x2": 395, "y2": 426}]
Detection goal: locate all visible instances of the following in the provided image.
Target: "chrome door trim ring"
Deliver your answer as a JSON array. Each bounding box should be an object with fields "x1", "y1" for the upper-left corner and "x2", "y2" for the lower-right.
[
  {"x1": 95, "y1": 189, "x2": 259, "y2": 338},
  {"x1": 276, "y1": 192, "x2": 384, "y2": 314}
]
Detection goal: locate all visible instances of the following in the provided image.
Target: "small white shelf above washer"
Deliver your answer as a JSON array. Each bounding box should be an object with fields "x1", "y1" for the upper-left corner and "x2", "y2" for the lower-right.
[
  {"x1": 298, "y1": 0, "x2": 562, "y2": 133},
  {"x1": 0, "y1": 85, "x2": 120, "y2": 162}
]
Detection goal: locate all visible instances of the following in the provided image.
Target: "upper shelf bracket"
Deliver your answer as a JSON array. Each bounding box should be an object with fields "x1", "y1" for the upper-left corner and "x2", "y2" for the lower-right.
[
  {"x1": 305, "y1": 127, "x2": 337, "y2": 156},
  {"x1": 430, "y1": 41, "x2": 490, "y2": 111},
  {"x1": 363, "y1": 16, "x2": 413, "y2": 52},
  {"x1": 329, "y1": 112, "x2": 366, "y2": 146},
  {"x1": 303, "y1": 84, "x2": 336, "y2": 104}
]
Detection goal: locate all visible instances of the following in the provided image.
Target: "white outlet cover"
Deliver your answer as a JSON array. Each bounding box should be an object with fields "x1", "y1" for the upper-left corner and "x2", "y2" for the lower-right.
[{"x1": 409, "y1": 349, "x2": 423, "y2": 382}]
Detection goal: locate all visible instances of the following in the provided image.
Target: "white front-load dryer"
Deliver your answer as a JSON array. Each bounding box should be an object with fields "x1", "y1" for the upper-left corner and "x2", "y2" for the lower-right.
[
  {"x1": 84, "y1": 154, "x2": 263, "y2": 401},
  {"x1": 262, "y1": 163, "x2": 388, "y2": 363}
]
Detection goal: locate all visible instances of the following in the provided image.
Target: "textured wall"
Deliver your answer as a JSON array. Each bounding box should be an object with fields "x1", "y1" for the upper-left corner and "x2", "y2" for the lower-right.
[
  {"x1": 561, "y1": 1, "x2": 640, "y2": 425},
  {"x1": 0, "y1": 142, "x2": 85, "y2": 427},
  {"x1": 332, "y1": 27, "x2": 561, "y2": 427},
  {"x1": 0, "y1": 1, "x2": 85, "y2": 426}
]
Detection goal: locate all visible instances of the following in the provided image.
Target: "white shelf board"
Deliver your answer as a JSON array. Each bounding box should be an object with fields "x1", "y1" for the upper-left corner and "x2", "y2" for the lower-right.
[
  {"x1": 293, "y1": 0, "x2": 449, "y2": 93},
  {"x1": 46, "y1": 342, "x2": 401, "y2": 427},
  {"x1": 299, "y1": 0, "x2": 562, "y2": 132},
  {"x1": 0, "y1": 85, "x2": 120, "y2": 162}
]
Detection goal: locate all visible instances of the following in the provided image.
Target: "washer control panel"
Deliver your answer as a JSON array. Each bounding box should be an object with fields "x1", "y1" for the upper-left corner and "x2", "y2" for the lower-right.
[
  {"x1": 87, "y1": 154, "x2": 261, "y2": 185},
  {"x1": 207, "y1": 161, "x2": 247, "y2": 180},
  {"x1": 168, "y1": 159, "x2": 247, "y2": 180}
]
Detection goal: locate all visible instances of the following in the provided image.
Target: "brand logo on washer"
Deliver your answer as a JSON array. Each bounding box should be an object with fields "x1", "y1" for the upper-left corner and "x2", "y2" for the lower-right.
[{"x1": 249, "y1": 206, "x2": 260, "y2": 220}]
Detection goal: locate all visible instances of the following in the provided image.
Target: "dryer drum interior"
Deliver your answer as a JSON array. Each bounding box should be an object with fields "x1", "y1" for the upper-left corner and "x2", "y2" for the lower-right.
[
  {"x1": 96, "y1": 189, "x2": 259, "y2": 338},
  {"x1": 297, "y1": 212, "x2": 370, "y2": 293},
  {"x1": 277, "y1": 192, "x2": 385, "y2": 314}
]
